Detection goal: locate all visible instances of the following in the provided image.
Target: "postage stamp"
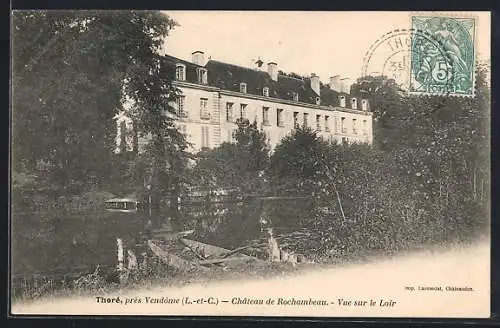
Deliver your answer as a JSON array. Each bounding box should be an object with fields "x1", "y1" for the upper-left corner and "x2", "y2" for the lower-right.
[{"x1": 409, "y1": 15, "x2": 477, "y2": 97}]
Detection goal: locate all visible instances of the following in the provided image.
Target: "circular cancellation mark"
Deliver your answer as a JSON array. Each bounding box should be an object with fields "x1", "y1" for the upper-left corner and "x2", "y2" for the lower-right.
[{"x1": 361, "y1": 28, "x2": 455, "y2": 96}]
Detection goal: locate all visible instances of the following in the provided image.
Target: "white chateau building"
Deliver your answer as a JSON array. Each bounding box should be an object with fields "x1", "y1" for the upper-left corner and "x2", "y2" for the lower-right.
[{"x1": 115, "y1": 51, "x2": 373, "y2": 153}]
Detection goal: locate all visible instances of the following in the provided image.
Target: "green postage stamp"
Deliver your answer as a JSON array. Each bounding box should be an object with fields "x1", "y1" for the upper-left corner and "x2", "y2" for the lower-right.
[{"x1": 410, "y1": 15, "x2": 476, "y2": 97}]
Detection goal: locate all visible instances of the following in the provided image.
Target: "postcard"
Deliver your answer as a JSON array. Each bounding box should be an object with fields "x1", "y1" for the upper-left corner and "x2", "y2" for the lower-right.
[{"x1": 10, "y1": 10, "x2": 491, "y2": 318}]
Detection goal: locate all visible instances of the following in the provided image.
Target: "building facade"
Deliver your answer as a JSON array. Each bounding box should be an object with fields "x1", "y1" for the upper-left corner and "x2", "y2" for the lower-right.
[{"x1": 116, "y1": 51, "x2": 373, "y2": 153}]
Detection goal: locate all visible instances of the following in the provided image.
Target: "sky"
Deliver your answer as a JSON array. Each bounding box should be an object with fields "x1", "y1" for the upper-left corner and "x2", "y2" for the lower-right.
[{"x1": 161, "y1": 11, "x2": 490, "y2": 85}]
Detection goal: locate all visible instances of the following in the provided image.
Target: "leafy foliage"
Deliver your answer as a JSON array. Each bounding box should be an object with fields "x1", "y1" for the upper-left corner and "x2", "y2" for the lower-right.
[
  {"x1": 190, "y1": 118, "x2": 270, "y2": 194},
  {"x1": 194, "y1": 64, "x2": 490, "y2": 258},
  {"x1": 268, "y1": 127, "x2": 331, "y2": 195},
  {"x1": 12, "y1": 10, "x2": 179, "y2": 197}
]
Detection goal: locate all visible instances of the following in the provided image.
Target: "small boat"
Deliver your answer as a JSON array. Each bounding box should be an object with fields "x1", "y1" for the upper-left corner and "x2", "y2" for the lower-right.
[
  {"x1": 147, "y1": 240, "x2": 208, "y2": 272},
  {"x1": 104, "y1": 198, "x2": 143, "y2": 213},
  {"x1": 179, "y1": 238, "x2": 264, "y2": 267}
]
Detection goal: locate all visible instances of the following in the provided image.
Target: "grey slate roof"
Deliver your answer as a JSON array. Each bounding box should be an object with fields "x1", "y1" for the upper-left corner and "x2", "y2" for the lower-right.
[{"x1": 161, "y1": 54, "x2": 360, "y2": 108}]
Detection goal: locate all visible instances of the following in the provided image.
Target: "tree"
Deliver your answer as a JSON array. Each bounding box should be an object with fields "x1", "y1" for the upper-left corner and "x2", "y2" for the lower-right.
[
  {"x1": 350, "y1": 64, "x2": 491, "y2": 243},
  {"x1": 268, "y1": 127, "x2": 331, "y2": 195},
  {"x1": 190, "y1": 118, "x2": 270, "y2": 195},
  {"x1": 350, "y1": 75, "x2": 409, "y2": 150},
  {"x1": 11, "y1": 11, "x2": 180, "y2": 198}
]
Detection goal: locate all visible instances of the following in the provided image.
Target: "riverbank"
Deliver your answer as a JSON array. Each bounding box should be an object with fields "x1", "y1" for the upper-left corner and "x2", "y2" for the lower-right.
[
  {"x1": 12, "y1": 236, "x2": 489, "y2": 313},
  {"x1": 12, "y1": 239, "x2": 489, "y2": 317}
]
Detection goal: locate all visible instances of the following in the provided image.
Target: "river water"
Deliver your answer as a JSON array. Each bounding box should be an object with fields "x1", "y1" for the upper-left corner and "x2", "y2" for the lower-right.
[{"x1": 11, "y1": 198, "x2": 314, "y2": 281}]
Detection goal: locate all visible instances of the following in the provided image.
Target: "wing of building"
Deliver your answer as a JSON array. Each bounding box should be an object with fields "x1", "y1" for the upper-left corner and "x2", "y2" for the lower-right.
[{"x1": 115, "y1": 50, "x2": 373, "y2": 153}]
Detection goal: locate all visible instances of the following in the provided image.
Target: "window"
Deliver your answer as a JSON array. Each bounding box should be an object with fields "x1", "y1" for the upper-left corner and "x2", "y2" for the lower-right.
[
  {"x1": 339, "y1": 95, "x2": 346, "y2": 108},
  {"x1": 240, "y1": 82, "x2": 247, "y2": 93},
  {"x1": 325, "y1": 116, "x2": 330, "y2": 132},
  {"x1": 342, "y1": 137, "x2": 348, "y2": 144},
  {"x1": 226, "y1": 102, "x2": 234, "y2": 122},
  {"x1": 262, "y1": 107, "x2": 270, "y2": 125},
  {"x1": 351, "y1": 98, "x2": 358, "y2": 110},
  {"x1": 293, "y1": 92, "x2": 299, "y2": 102},
  {"x1": 240, "y1": 104, "x2": 247, "y2": 119},
  {"x1": 293, "y1": 112, "x2": 299, "y2": 128},
  {"x1": 352, "y1": 118, "x2": 357, "y2": 134},
  {"x1": 176, "y1": 96, "x2": 187, "y2": 118},
  {"x1": 277, "y1": 109, "x2": 284, "y2": 127},
  {"x1": 303, "y1": 113, "x2": 309, "y2": 127},
  {"x1": 175, "y1": 64, "x2": 186, "y2": 81},
  {"x1": 197, "y1": 68, "x2": 208, "y2": 84},
  {"x1": 201, "y1": 126, "x2": 210, "y2": 148},
  {"x1": 341, "y1": 117, "x2": 346, "y2": 133},
  {"x1": 362, "y1": 99, "x2": 369, "y2": 111},
  {"x1": 263, "y1": 87, "x2": 269, "y2": 97},
  {"x1": 316, "y1": 115, "x2": 321, "y2": 131},
  {"x1": 363, "y1": 120, "x2": 368, "y2": 135},
  {"x1": 315, "y1": 97, "x2": 321, "y2": 105},
  {"x1": 200, "y1": 98, "x2": 209, "y2": 120}
]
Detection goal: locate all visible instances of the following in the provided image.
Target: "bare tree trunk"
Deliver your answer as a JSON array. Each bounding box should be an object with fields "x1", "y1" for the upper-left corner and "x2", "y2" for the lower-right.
[
  {"x1": 334, "y1": 186, "x2": 346, "y2": 221},
  {"x1": 473, "y1": 167, "x2": 477, "y2": 201},
  {"x1": 363, "y1": 200, "x2": 368, "y2": 221},
  {"x1": 480, "y1": 178, "x2": 484, "y2": 202}
]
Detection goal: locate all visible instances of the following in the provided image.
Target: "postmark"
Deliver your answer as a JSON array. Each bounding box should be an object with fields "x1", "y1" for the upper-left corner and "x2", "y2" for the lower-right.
[
  {"x1": 361, "y1": 15, "x2": 477, "y2": 97},
  {"x1": 410, "y1": 15, "x2": 476, "y2": 97}
]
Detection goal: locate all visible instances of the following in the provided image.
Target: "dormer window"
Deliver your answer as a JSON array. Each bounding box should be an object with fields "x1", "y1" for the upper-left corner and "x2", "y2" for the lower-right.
[
  {"x1": 197, "y1": 68, "x2": 208, "y2": 84},
  {"x1": 339, "y1": 95, "x2": 346, "y2": 108},
  {"x1": 263, "y1": 86, "x2": 269, "y2": 97},
  {"x1": 175, "y1": 63, "x2": 186, "y2": 81},
  {"x1": 351, "y1": 98, "x2": 358, "y2": 110},
  {"x1": 315, "y1": 97, "x2": 321, "y2": 105},
  {"x1": 292, "y1": 92, "x2": 299, "y2": 102},
  {"x1": 240, "y1": 82, "x2": 247, "y2": 93},
  {"x1": 361, "y1": 99, "x2": 369, "y2": 111}
]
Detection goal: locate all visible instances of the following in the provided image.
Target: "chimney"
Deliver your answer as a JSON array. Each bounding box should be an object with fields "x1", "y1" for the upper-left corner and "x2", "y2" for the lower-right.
[
  {"x1": 340, "y1": 77, "x2": 351, "y2": 94},
  {"x1": 267, "y1": 62, "x2": 278, "y2": 81},
  {"x1": 330, "y1": 75, "x2": 341, "y2": 93},
  {"x1": 192, "y1": 51, "x2": 205, "y2": 66},
  {"x1": 310, "y1": 73, "x2": 320, "y2": 96}
]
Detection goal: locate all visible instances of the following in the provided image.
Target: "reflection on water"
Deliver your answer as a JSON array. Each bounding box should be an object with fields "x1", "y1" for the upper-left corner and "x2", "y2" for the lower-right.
[
  {"x1": 12, "y1": 198, "x2": 313, "y2": 277},
  {"x1": 179, "y1": 198, "x2": 314, "y2": 250},
  {"x1": 12, "y1": 210, "x2": 146, "y2": 277}
]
